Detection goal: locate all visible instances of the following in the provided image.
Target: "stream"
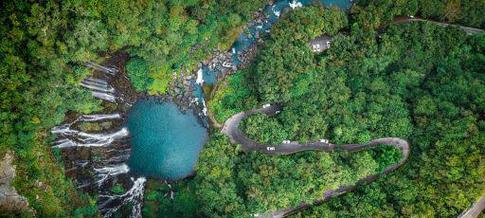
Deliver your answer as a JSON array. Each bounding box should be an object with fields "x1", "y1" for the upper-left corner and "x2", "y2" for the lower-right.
[{"x1": 51, "y1": 0, "x2": 352, "y2": 217}]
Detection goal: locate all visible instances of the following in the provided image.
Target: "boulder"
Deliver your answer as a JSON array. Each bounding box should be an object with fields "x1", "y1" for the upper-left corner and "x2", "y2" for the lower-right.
[{"x1": 0, "y1": 151, "x2": 34, "y2": 215}]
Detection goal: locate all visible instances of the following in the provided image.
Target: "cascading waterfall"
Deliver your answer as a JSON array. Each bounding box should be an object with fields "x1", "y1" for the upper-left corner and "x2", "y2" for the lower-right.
[
  {"x1": 101, "y1": 148, "x2": 131, "y2": 164},
  {"x1": 52, "y1": 126, "x2": 128, "y2": 148},
  {"x1": 272, "y1": 5, "x2": 281, "y2": 17},
  {"x1": 289, "y1": 0, "x2": 303, "y2": 9},
  {"x1": 81, "y1": 66, "x2": 118, "y2": 102},
  {"x1": 85, "y1": 62, "x2": 119, "y2": 75},
  {"x1": 81, "y1": 80, "x2": 115, "y2": 93},
  {"x1": 91, "y1": 91, "x2": 116, "y2": 102},
  {"x1": 94, "y1": 163, "x2": 130, "y2": 186},
  {"x1": 98, "y1": 177, "x2": 146, "y2": 218},
  {"x1": 52, "y1": 62, "x2": 142, "y2": 216},
  {"x1": 78, "y1": 127, "x2": 129, "y2": 141},
  {"x1": 52, "y1": 1, "x2": 354, "y2": 216},
  {"x1": 85, "y1": 77, "x2": 109, "y2": 85},
  {"x1": 196, "y1": 68, "x2": 204, "y2": 85},
  {"x1": 79, "y1": 113, "x2": 121, "y2": 122}
]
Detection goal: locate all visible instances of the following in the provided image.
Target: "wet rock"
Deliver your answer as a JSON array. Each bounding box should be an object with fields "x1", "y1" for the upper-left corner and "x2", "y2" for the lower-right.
[{"x1": 0, "y1": 151, "x2": 34, "y2": 215}]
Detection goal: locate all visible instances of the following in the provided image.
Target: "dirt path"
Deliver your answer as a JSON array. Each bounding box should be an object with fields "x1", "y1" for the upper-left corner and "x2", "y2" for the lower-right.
[{"x1": 221, "y1": 104, "x2": 410, "y2": 217}]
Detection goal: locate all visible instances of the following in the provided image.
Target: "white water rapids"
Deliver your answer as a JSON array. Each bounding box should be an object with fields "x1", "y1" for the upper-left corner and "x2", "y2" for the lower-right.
[
  {"x1": 52, "y1": 125, "x2": 128, "y2": 148},
  {"x1": 51, "y1": 61, "x2": 147, "y2": 217},
  {"x1": 99, "y1": 177, "x2": 146, "y2": 218},
  {"x1": 85, "y1": 62, "x2": 119, "y2": 75},
  {"x1": 94, "y1": 163, "x2": 130, "y2": 186},
  {"x1": 79, "y1": 113, "x2": 121, "y2": 122}
]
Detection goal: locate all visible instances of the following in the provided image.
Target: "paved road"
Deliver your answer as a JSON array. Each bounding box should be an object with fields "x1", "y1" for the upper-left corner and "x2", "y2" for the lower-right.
[
  {"x1": 221, "y1": 104, "x2": 410, "y2": 217},
  {"x1": 215, "y1": 16, "x2": 483, "y2": 218},
  {"x1": 392, "y1": 16, "x2": 484, "y2": 35},
  {"x1": 458, "y1": 197, "x2": 485, "y2": 218}
]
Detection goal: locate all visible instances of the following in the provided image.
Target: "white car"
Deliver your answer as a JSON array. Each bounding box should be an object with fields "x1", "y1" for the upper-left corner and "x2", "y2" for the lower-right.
[
  {"x1": 319, "y1": 139, "x2": 329, "y2": 143},
  {"x1": 282, "y1": 140, "x2": 291, "y2": 144},
  {"x1": 266, "y1": 147, "x2": 275, "y2": 151},
  {"x1": 262, "y1": 104, "x2": 271, "y2": 108}
]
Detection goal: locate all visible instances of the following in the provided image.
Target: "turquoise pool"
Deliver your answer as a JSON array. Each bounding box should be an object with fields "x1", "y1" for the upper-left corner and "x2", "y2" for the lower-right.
[{"x1": 127, "y1": 99, "x2": 208, "y2": 180}]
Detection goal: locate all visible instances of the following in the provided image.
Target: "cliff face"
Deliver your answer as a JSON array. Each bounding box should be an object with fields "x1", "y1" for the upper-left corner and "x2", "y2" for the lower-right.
[{"x1": 0, "y1": 151, "x2": 33, "y2": 215}]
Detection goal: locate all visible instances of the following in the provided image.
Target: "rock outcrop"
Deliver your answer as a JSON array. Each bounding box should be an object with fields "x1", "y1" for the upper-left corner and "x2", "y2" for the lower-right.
[{"x1": 0, "y1": 151, "x2": 33, "y2": 215}]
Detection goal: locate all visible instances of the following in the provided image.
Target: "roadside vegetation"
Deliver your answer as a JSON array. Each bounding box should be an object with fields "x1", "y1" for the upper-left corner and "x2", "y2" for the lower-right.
[
  {"x1": 202, "y1": 3, "x2": 483, "y2": 217},
  {"x1": 143, "y1": 133, "x2": 402, "y2": 217},
  {"x1": 1, "y1": 0, "x2": 483, "y2": 217},
  {"x1": 0, "y1": 0, "x2": 267, "y2": 216}
]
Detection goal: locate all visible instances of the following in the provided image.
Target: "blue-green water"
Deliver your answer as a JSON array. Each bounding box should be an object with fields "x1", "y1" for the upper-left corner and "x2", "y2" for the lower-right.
[
  {"x1": 127, "y1": 99, "x2": 208, "y2": 180},
  {"x1": 204, "y1": 0, "x2": 352, "y2": 83}
]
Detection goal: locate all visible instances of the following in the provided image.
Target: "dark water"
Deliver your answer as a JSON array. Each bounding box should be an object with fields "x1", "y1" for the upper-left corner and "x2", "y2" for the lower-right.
[{"x1": 127, "y1": 99, "x2": 207, "y2": 180}]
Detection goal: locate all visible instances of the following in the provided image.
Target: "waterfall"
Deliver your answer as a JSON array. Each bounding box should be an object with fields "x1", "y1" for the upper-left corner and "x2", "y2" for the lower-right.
[
  {"x1": 101, "y1": 152, "x2": 131, "y2": 165},
  {"x1": 53, "y1": 138, "x2": 77, "y2": 148},
  {"x1": 202, "y1": 99, "x2": 208, "y2": 116},
  {"x1": 91, "y1": 90, "x2": 116, "y2": 102},
  {"x1": 52, "y1": 127, "x2": 129, "y2": 148},
  {"x1": 85, "y1": 62, "x2": 119, "y2": 75},
  {"x1": 85, "y1": 77, "x2": 108, "y2": 85},
  {"x1": 52, "y1": 61, "x2": 145, "y2": 217},
  {"x1": 272, "y1": 5, "x2": 281, "y2": 17},
  {"x1": 99, "y1": 177, "x2": 146, "y2": 218},
  {"x1": 51, "y1": 113, "x2": 121, "y2": 132},
  {"x1": 78, "y1": 127, "x2": 129, "y2": 141},
  {"x1": 81, "y1": 80, "x2": 115, "y2": 93},
  {"x1": 79, "y1": 113, "x2": 121, "y2": 122},
  {"x1": 196, "y1": 68, "x2": 204, "y2": 85},
  {"x1": 77, "y1": 127, "x2": 129, "y2": 147},
  {"x1": 53, "y1": 138, "x2": 110, "y2": 148},
  {"x1": 51, "y1": 124, "x2": 78, "y2": 136},
  {"x1": 94, "y1": 163, "x2": 130, "y2": 186},
  {"x1": 289, "y1": 0, "x2": 303, "y2": 9}
]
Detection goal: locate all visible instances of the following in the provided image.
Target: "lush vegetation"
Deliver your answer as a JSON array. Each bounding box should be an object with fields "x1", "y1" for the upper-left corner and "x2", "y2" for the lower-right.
[
  {"x1": 144, "y1": 6, "x2": 401, "y2": 217},
  {"x1": 1, "y1": 0, "x2": 100, "y2": 216},
  {"x1": 143, "y1": 133, "x2": 401, "y2": 217},
  {"x1": 204, "y1": 3, "x2": 483, "y2": 218},
  {"x1": 0, "y1": 0, "x2": 267, "y2": 216},
  {"x1": 352, "y1": 0, "x2": 485, "y2": 30},
  {"x1": 1, "y1": 0, "x2": 483, "y2": 217},
  {"x1": 117, "y1": 0, "x2": 269, "y2": 94},
  {"x1": 208, "y1": 68, "x2": 258, "y2": 123},
  {"x1": 292, "y1": 25, "x2": 484, "y2": 217}
]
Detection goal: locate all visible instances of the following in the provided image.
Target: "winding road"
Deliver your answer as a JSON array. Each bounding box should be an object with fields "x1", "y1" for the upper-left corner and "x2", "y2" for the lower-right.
[
  {"x1": 392, "y1": 16, "x2": 484, "y2": 35},
  {"x1": 221, "y1": 104, "x2": 410, "y2": 218},
  {"x1": 213, "y1": 14, "x2": 484, "y2": 218}
]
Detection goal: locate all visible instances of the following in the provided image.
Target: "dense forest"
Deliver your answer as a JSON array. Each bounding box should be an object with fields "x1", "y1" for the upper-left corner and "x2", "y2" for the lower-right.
[
  {"x1": 206, "y1": 4, "x2": 484, "y2": 218},
  {"x1": 1, "y1": 0, "x2": 483, "y2": 217},
  {"x1": 0, "y1": 0, "x2": 267, "y2": 216}
]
